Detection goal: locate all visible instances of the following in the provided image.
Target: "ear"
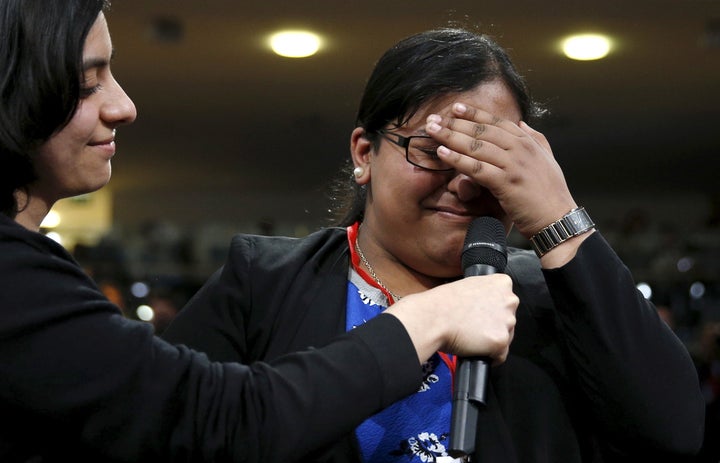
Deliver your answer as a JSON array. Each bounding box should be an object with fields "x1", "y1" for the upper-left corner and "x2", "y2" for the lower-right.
[{"x1": 350, "y1": 127, "x2": 372, "y2": 185}]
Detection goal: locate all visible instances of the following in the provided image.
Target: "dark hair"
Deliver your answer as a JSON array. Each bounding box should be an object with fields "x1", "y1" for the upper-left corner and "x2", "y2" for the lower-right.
[
  {"x1": 0, "y1": 0, "x2": 109, "y2": 217},
  {"x1": 329, "y1": 28, "x2": 545, "y2": 227}
]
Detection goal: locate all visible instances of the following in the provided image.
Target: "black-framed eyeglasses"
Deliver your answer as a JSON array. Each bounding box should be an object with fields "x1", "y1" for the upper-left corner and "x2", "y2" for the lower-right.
[{"x1": 378, "y1": 129, "x2": 454, "y2": 172}]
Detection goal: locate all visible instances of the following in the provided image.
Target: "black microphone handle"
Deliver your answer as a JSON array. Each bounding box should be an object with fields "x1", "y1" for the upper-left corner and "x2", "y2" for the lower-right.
[{"x1": 448, "y1": 355, "x2": 490, "y2": 457}]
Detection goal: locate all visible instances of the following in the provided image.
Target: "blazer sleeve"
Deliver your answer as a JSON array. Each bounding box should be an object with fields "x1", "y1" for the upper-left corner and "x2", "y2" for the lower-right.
[
  {"x1": 0, "y1": 232, "x2": 422, "y2": 462},
  {"x1": 542, "y1": 232, "x2": 705, "y2": 457}
]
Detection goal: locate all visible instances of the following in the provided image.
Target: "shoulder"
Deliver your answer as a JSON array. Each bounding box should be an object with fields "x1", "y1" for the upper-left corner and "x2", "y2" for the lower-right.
[
  {"x1": 0, "y1": 215, "x2": 119, "y2": 331},
  {"x1": 229, "y1": 226, "x2": 346, "y2": 249},
  {"x1": 226, "y1": 227, "x2": 347, "y2": 268},
  {"x1": 0, "y1": 214, "x2": 78, "y2": 271}
]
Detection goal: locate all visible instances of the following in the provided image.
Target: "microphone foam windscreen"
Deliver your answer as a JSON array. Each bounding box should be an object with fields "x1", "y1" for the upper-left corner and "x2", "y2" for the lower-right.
[{"x1": 462, "y1": 217, "x2": 508, "y2": 272}]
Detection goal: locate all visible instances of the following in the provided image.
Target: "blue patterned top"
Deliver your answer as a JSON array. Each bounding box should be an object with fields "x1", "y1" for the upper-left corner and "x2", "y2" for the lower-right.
[{"x1": 346, "y1": 266, "x2": 457, "y2": 462}]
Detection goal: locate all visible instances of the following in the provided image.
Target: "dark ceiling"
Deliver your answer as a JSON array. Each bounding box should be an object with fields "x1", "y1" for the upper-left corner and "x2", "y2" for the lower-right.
[{"x1": 103, "y1": 0, "x2": 720, "y2": 231}]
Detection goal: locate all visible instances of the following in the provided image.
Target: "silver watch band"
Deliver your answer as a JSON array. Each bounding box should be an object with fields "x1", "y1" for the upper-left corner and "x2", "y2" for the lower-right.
[{"x1": 529, "y1": 207, "x2": 595, "y2": 257}]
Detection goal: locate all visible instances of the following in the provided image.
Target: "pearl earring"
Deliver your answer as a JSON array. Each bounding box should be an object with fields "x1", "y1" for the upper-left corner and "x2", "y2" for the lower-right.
[{"x1": 353, "y1": 166, "x2": 365, "y2": 178}]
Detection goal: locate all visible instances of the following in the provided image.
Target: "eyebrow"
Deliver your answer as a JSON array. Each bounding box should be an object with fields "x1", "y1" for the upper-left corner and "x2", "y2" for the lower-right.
[{"x1": 82, "y1": 49, "x2": 115, "y2": 71}]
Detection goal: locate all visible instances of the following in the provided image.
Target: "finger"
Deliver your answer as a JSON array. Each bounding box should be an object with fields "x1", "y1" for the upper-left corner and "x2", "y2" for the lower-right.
[
  {"x1": 426, "y1": 117, "x2": 509, "y2": 171},
  {"x1": 453, "y1": 103, "x2": 498, "y2": 124},
  {"x1": 453, "y1": 103, "x2": 526, "y2": 138},
  {"x1": 428, "y1": 112, "x2": 520, "y2": 153},
  {"x1": 435, "y1": 144, "x2": 504, "y2": 186}
]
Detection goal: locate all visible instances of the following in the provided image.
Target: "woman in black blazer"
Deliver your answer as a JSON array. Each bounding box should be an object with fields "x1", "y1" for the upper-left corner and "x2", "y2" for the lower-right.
[{"x1": 163, "y1": 29, "x2": 705, "y2": 462}]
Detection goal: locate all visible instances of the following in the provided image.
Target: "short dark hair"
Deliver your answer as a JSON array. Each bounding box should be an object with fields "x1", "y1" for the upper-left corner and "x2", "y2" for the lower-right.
[
  {"x1": 329, "y1": 28, "x2": 545, "y2": 227},
  {"x1": 0, "y1": 0, "x2": 109, "y2": 217}
]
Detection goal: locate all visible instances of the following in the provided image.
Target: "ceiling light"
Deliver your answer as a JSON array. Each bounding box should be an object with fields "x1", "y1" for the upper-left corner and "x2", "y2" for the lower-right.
[
  {"x1": 561, "y1": 34, "x2": 612, "y2": 61},
  {"x1": 269, "y1": 30, "x2": 322, "y2": 58}
]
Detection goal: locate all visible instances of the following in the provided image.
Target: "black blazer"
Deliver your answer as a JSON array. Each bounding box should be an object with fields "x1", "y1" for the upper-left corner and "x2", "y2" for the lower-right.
[{"x1": 164, "y1": 227, "x2": 705, "y2": 463}]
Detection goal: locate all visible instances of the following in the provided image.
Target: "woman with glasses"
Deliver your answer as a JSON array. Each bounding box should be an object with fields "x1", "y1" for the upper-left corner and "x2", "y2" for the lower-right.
[
  {"x1": 163, "y1": 28, "x2": 704, "y2": 462},
  {"x1": 0, "y1": 3, "x2": 523, "y2": 460}
]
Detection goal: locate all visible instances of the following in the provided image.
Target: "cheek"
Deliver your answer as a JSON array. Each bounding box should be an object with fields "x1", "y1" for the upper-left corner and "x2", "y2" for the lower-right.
[
  {"x1": 64, "y1": 106, "x2": 97, "y2": 141},
  {"x1": 407, "y1": 174, "x2": 445, "y2": 197},
  {"x1": 49, "y1": 101, "x2": 98, "y2": 151},
  {"x1": 35, "y1": 133, "x2": 70, "y2": 171},
  {"x1": 371, "y1": 150, "x2": 445, "y2": 206},
  {"x1": 376, "y1": 171, "x2": 443, "y2": 212}
]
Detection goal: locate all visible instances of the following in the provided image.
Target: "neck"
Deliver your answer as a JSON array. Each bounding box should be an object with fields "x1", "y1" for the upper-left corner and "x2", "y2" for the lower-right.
[
  {"x1": 13, "y1": 190, "x2": 52, "y2": 232},
  {"x1": 356, "y1": 226, "x2": 448, "y2": 298}
]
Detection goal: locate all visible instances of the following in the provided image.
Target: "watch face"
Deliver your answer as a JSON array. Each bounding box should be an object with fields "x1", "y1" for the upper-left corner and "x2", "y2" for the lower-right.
[
  {"x1": 566, "y1": 209, "x2": 593, "y2": 233},
  {"x1": 569, "y1": 215, "x2": 584, "y2": 229}
]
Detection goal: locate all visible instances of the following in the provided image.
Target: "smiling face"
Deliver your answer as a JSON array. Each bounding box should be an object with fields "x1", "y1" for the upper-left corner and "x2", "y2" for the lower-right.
[
  {"x1": 31, "y1": 12, "x2": 136, "y2": 204},
  {"x1": 352, "y1": 80, "x2": 521, "y2": 279}
]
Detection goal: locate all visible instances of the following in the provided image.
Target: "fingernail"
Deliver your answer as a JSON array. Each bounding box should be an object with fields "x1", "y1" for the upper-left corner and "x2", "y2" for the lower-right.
[
  {"x1": 437, "y1": 145, "x2": 450, "y2": 156},
  {"x1": 427, "y1": 114, "x2": 441, "y2": 124},
  {"x1": 453, "y1": 103, "x2": 467, "y2": 114},
  {"x1": 426, "y1": 121, "x2": 441, "y2": 133}
]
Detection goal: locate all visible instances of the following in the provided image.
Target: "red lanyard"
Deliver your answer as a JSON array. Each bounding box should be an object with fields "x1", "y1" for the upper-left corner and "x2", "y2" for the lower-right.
[{"x1": 347, "y1": 222, "x2": 398, "y2": 304}]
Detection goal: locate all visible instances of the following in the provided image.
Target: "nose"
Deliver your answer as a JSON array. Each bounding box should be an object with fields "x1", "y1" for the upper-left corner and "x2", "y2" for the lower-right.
[
  {"x1": 447, "y1": 172, "x2": 483, "y2": 202},
  {"x1": 102, "y1": 75, "x2": 137, "y2": 126}
]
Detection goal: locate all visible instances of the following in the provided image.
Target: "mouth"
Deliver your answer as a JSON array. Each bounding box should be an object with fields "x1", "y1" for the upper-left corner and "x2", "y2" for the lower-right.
[
  {"x1": 430, "y1": 205, "x2": 505, "y2": 226},
  {"x1": 87, "y1": 132, "x2": 117, "y2": 159},
  {"x1": 88, "y1": 139, "x2": 115, "y2": 147},
  {"x1": 432, "y1": 205, "x2": 474, "y2": 217},
  {"x1": 430, "y1": 207, "x2": 477, "y2": 225},
  {"x1": 88, "y1": 129, "x2": 117, "y2": 147}
]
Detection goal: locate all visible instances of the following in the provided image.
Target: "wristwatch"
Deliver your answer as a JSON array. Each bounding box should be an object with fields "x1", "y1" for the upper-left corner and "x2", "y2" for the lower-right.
[{"x1": 529, "y1": 207, "x2": 595, "y2": 257}]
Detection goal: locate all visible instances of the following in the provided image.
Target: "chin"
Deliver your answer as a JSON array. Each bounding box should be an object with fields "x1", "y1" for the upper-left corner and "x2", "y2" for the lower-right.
[
  {"x1": 82, "y1": 177, "x2": 111, "y2": 196},
  {"x1": 431, "y1": 251, "x2": 464, "y2": 278}
]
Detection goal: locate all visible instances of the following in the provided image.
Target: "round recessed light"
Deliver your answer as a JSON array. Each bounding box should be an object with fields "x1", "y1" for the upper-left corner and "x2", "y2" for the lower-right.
[
  {"x1": 269, "y1": 30, "x2": 322, "y2": 58},
  {"x1": 561, "y1": 34, "x2": 612, "y2": 61}
]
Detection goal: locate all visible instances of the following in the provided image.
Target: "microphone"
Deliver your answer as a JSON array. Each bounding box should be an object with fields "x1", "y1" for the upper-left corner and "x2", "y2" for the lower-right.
[{"x1": 448, "y1": 216, "x2": 508, "y2": 458}]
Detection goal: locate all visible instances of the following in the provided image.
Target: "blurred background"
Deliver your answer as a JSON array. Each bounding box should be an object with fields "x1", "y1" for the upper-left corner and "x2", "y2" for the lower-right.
[{"x1": 44, "y1": 0, "x2": 718, "y2": 359}]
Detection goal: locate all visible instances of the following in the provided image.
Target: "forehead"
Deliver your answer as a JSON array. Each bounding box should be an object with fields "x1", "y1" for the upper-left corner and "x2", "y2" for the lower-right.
[
  {"x1": 405, "y1": 80, "x2": 523, "y2": 132},
  {"x1": 83, "y1": 12, "x2": 112, "y2": 58}
]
